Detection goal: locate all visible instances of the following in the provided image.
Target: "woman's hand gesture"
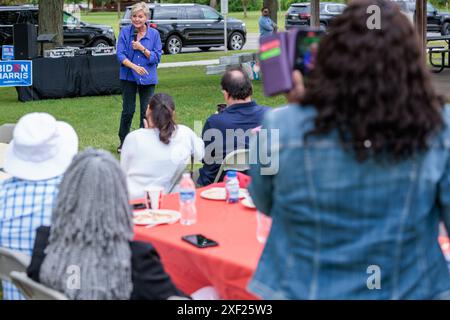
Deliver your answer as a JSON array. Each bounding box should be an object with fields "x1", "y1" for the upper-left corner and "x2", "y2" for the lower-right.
[
  {"x1": 133, "y1": 65, "x2": 149, "y2": 76},
  {"x1": 132, "y1": 40, "x2": 145, "y2": 52}
]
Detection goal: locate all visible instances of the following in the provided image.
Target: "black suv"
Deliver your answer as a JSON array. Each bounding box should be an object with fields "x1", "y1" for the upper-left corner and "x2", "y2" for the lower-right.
[
  {"x1": 120, "y1": 3, "x2": 247, "y2": 54},
  {"x1": 0, "y1": 5, "x2": 116, "y2": 48},
  {"x1": 394, "y1": 1, "x2": 450, "y2": 35},
  {"x1": 285, "y1": 2, "x2": 346, "y2": 29},
  {"x1": 427, "y1": 3, "x2": 450, "y2": 35}
]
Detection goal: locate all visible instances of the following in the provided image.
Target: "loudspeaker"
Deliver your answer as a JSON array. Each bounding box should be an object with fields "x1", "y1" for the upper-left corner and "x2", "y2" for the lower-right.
[{"x1": 13, "y1": 23, "x2": 38, "y2": 60}]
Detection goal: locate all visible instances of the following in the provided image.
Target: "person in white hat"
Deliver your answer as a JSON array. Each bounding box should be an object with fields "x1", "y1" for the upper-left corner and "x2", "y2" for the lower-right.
[{"x1": 0, "y1": 112, "x2": 78, "y2": 300}]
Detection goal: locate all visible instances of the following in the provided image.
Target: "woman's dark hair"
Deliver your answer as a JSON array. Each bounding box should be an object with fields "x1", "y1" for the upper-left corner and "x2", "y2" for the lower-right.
[
  {"x1": 302, "y1": 0, "x2": 445, "y2": 161},
  {"x1": 148, "y1": 93, "x2": 176, "y2": 144}
]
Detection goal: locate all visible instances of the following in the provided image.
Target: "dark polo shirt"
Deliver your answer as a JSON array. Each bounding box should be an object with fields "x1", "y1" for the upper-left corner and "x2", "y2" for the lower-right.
[{"x1": 197, "y1": 100, "x2": 270, "y2": 186}]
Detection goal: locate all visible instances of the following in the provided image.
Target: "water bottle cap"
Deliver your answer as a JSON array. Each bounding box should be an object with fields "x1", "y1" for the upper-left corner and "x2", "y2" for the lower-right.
[{"x1": 226, "y1": 171, "x2": 237, "y2": 178}]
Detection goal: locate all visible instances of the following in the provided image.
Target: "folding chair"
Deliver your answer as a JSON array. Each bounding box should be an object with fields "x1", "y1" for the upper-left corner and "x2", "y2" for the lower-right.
[
  {"x1": 167, "y1": 155, "x2": 194, "y2": 193},
  {"x1": 213, "y1": 149, "x2": 250, "y2": 183},
  {"x1": 0, "y1": 247, "x2": 31, "y2": 282},
  {"x1": 0, "y1": 123, "x2": 15, "y2": 144},
  {"x1": 9, "y1": 271, "x2": 69, "y2": 300}
]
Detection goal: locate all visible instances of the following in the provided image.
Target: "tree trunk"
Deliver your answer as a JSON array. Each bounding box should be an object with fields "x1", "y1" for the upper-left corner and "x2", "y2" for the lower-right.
[
  {"x1": 242, "y1": 0, "x2": 248, "y2": 18},
  {"x1": 38, "y1": 0, "x2": 64, "y2": 49},
  {"x1": 263, "y1": 0, "x2": 278, "y2": 31},
  {"x1": 310, "y1": 0, "x2": 320, "y2": 27},
  {"x1": 117, "y1": 0, "x2": 120, "y2": 18},
  {"x1": 209, "y1": 0, "x2": 217, "y2": 9},
  {"x1": 415, "y1": 0, "x2": 426, "y2": 57}
]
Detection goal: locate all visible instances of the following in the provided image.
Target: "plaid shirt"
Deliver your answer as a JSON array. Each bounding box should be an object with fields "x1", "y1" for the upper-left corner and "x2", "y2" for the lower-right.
[{"x1": 0, "y1": 176, "x2": 61, "y2": 300}]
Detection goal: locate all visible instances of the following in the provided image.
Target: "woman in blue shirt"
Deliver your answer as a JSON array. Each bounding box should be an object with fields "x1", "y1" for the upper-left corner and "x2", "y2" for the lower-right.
[
  {"x1": 248, "y1": 0, "x2": 450, "y2": 299},
  {"x1": 116, "y1": 2, "x2": 162, "y2": 153}
]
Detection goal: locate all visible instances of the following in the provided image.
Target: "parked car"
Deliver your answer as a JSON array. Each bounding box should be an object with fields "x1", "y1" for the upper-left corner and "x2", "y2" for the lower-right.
[
  {"x1": 393, "y1": 1, "x2": 450, "y2": 35},
  {"x1": 0, "y1": 5, "x2": 116, "y2": 48},
  {"x1": 285, "y1": 2, "x2": 347, "y2": 29},
  {"x1": 120, "y1": 3, "x2": 247, "y2": 54}
]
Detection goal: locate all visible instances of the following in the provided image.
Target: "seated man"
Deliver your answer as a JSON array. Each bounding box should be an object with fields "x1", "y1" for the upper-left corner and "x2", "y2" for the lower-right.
[
  {"x1": 0, "y1": 113, "x2": 78, "y2": 300},
  {"x1": 197, "y1": 67, "x2": 269, "y2": 186}
]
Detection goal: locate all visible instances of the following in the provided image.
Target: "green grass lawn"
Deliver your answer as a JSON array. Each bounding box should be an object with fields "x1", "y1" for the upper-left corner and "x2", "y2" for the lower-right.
[
  {"x1": 80, "y1": 10, "x2": 286, "y2": 36},
  {"x1": 0, "y1": 66, "x2": 285, "y2": 155}
]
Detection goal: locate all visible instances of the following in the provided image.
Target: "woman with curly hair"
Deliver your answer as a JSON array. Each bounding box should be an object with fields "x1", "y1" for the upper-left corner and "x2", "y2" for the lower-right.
[{"x1": 248, "y1": 0, "x2": 450, "y2": 299}]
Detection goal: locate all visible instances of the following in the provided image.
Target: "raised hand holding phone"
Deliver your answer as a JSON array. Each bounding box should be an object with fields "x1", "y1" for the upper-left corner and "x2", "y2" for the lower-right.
[
  {"x1": 258, "y1": 27, "x2": 323, "y2": 97},
  {"x1": 285, "y1": 70, "x2": 305, "y2": 103}
]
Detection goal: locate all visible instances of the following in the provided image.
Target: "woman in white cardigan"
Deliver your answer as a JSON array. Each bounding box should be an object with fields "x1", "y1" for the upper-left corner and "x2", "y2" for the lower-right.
[{"x1": 120, "y1": 93, "x2": 204, "y2": 199}]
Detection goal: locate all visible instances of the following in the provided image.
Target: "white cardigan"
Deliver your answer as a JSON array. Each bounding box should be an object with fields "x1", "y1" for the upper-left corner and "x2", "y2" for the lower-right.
[{"x1": 120, "y1": 125, "x2": 204, "y2": 199}]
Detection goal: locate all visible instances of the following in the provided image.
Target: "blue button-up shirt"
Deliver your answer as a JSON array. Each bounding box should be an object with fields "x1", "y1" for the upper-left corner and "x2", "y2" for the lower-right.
[
  {"x1": 0, "y1": 176, "x2": 62, "y2": 300},
  {"x1": 117, "y1": 24, "x2": 162, "y2": 85}
]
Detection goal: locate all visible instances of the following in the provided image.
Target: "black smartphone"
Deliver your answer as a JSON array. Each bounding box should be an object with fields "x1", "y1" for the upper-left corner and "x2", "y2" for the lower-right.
[
  {"x1": 217, "y1": 103, "x2": 227, "y2": 113},
  {"x1": 132, "y1": 202, "x2": 147, "y2": 210},
  {"x1": 182, "y1": 234, "x2": 219, "y2": 248},
  {"x1": 294, "y1": 29, "x2": 323, "y2": 78}
]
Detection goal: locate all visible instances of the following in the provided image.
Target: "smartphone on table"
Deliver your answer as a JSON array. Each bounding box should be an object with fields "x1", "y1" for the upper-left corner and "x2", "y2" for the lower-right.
[
  {"x1": 182, "y1": 234, "x2": 219, "y2": 248},
  {"x1": 132, "y1": 202, "x2": 147, "y2": 210}
]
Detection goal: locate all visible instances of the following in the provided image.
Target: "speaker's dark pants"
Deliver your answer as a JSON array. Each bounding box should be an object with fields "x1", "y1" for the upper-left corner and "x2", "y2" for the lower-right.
[{"x1": 118, "y1": 80, "x2": 155, "y2": 144}]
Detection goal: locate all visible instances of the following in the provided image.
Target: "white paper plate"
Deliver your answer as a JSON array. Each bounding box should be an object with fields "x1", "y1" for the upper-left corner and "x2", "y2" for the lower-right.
[
  {"x1": 133, "y1": 209, "x2": 180, "y2": 226},
  {"x1": 200, "y1": 187, "x2": 247, "y2": 201},
  {"x1": 241, "y1": 197, "x2": 256, "y2": 209}
]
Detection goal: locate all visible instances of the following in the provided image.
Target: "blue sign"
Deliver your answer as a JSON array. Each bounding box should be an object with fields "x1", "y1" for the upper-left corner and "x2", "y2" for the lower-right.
[
  {"x1": 0, "y1": 60, "x2": 32, "y2": 87},
  {"x1": 1, "y1": 45, "x2": 14, "y2": 60}
]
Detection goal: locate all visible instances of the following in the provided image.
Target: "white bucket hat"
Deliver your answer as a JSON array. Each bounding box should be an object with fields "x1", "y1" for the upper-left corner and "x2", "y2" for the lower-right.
[{"x1": 4, "y1": 113, "x2": 78, "y2": 181}]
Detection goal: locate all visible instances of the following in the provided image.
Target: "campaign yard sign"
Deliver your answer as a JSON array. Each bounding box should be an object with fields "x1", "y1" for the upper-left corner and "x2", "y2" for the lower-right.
[
  {"x1": 1, "y1": 45, "x2": 14, "y2": 60},
  {"x1": 0, "y1": 60, "x2": 32, "y2": 87}
]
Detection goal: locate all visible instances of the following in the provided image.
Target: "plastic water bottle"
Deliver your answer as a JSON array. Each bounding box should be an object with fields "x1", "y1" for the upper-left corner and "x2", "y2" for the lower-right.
[
  {"x1": 179, "y1": 173, "x2": 197, "y2": 225},
  {"x1": 225, "y1": 171, "x2": 239, "y2": 204}
]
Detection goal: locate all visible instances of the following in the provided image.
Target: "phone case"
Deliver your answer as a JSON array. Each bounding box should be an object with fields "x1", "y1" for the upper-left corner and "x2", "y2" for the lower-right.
[{"x1": 258, "y1": 32, "x2": 293, "y2": 97}]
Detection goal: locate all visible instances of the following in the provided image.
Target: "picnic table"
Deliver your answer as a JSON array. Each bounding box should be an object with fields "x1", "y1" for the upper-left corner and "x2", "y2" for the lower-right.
[
  {"x1": 427, "y1": 35, "x2": 450, "y2": 73},
  {"x1": 131, "y1": 183, "x2": 450, "y2": 300},
  {"x1": 206, "y1": 52, "x2": 260, "y2": 80},
  {"x1": 132, "y1": 183, "x2": 264, "y2": 300}
]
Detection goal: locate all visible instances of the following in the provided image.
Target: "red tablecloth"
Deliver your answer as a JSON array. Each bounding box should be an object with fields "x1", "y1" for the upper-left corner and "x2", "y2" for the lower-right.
[
  {"x1": 132, "y1": 184, "x2": 263, "y2": 300},
  {"x1": 133, "y1": 186, "x2": 450, "y2": 300}
]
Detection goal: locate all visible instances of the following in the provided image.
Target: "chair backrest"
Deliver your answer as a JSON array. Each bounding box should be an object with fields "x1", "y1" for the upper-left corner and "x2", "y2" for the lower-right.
[
  {"x1": 0, "y1": 247, "x2": 31, "y2": 282},
  {"x1": 167, "y1": 155, "x2": 195, "y2": 193},
  {"x1": 167, "y1": 163, "x2": 188, "y2": 194},
  {"x1": 0, "y1": 123, "x2": 15, "y2": 144},
  {"x1": 9, "y1": 271, "x2": 69, "y2": 300},
  {"x1": 213, "y1": 149, "x2": 250, "y2": 183}
]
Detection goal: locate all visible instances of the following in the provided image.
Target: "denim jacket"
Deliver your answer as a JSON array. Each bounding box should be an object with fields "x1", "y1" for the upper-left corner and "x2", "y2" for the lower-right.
[
  {"x1": 117, "y1": 24, "x2": 162, "y2": 85},
  {"x1": 258, "y1": 16, "x2": 275, "y2": 37},
  {"x1": 248, "y1": 104, "x2": 450, "y2": 299}
]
